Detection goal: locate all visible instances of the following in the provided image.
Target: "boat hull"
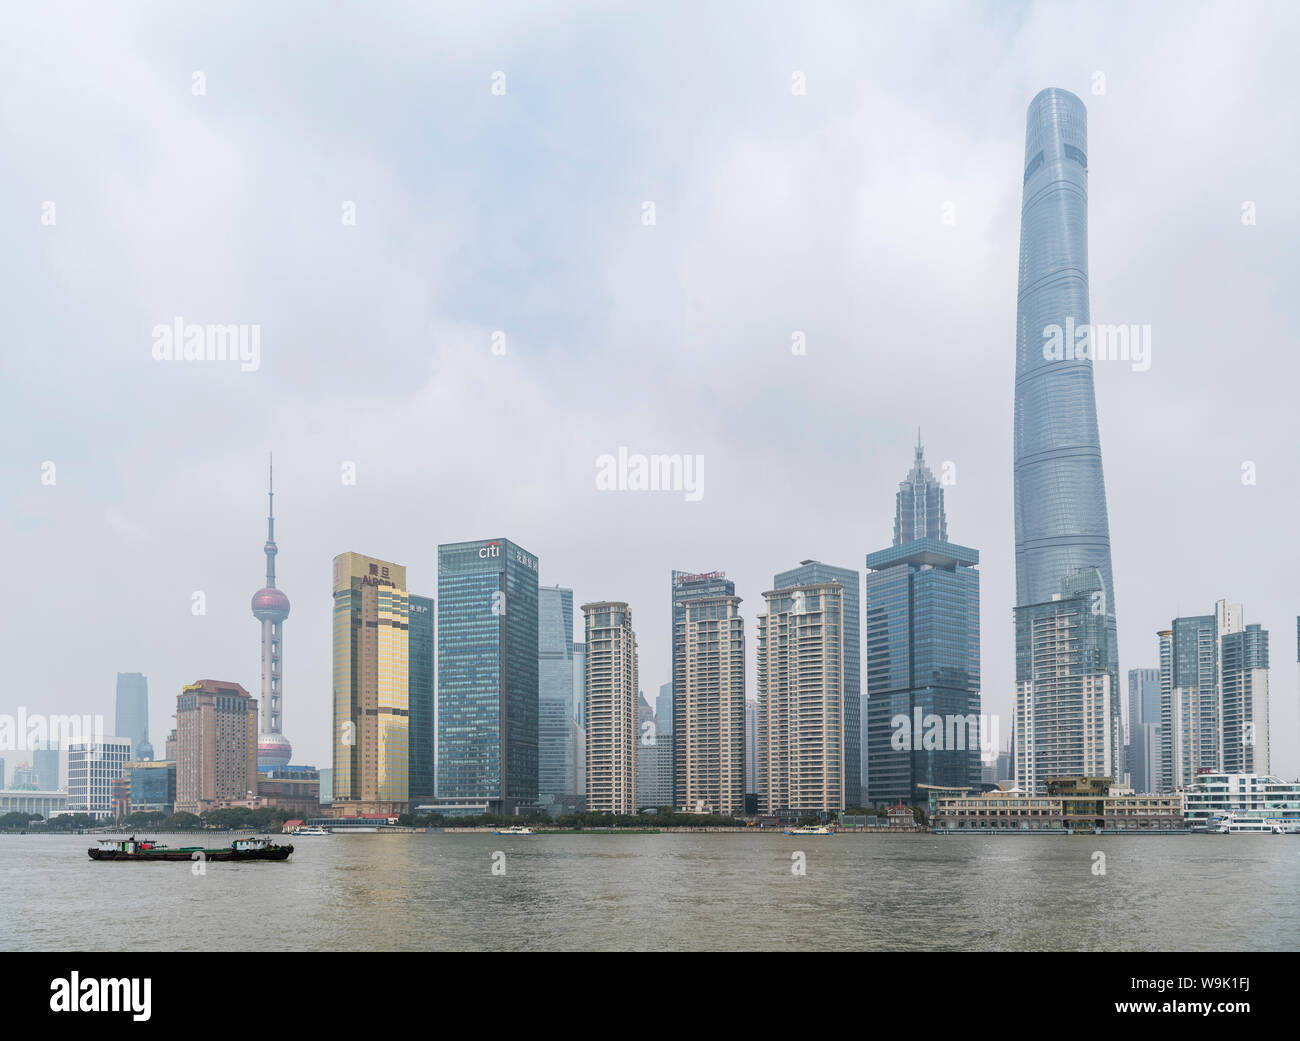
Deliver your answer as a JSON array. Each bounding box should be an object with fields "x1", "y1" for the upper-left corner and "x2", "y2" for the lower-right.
[{"x1": 88, "y1": 846, "x2": 293, "y2": 862}]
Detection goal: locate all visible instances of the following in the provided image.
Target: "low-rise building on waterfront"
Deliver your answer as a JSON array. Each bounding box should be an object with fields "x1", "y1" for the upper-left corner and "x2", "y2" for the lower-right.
[
  {"x1": 0, "y1": 789, "x2": 67, "y2": 817},
  {"x1": 931, "y1": 776, "x2": 1182, "y2": 833}
]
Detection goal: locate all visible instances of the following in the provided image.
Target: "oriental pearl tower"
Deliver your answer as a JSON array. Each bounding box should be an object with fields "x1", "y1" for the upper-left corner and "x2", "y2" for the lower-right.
[{"x1": 251, "y1": 457, "x2": 292, "y2": 771}]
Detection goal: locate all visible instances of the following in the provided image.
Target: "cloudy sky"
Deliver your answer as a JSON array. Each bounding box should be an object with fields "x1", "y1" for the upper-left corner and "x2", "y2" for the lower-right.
[{"x1": 3, "y1": 0, "x2": 1298, "y2": 782}]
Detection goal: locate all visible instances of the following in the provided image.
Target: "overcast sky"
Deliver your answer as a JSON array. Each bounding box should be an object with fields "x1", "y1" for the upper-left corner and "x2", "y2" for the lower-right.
[{"x1": 3, "y1": 0, "x2": 1298, "y2": 782}]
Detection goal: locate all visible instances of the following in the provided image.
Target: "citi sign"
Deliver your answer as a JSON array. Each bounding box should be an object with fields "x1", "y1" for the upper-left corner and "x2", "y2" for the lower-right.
[{"x1": 478, "y1": 542, "x2": 501, "y2": 559}]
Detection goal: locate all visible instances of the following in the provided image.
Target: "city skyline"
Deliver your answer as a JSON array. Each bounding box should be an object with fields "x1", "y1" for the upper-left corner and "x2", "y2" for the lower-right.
[{"x1": 6, "y1": 2, "x2": 1299, "y2": 785}]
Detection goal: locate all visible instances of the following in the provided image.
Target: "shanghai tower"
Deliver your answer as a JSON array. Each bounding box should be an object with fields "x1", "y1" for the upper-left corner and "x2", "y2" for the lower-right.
[{"x1": 1013, "y1": 88, "x2": 1118, "y2": 676}]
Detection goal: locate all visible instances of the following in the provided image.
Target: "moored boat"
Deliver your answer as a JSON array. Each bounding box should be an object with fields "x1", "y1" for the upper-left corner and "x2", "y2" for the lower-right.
[
  {"x1": 494, "y1": 825, "x2": 536, "y2": 835},
  {"x1": 785, "y1": 825, "x2": 833, "y2": 835},
  {"x1": 87, "y1": 836, "x2": 294, "y2": 861}
]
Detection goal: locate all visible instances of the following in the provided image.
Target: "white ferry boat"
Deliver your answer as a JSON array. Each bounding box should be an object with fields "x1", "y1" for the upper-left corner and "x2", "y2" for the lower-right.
[
  {"x1": 494, "y1": 825, "x2": 536, "y2": 835},
  {"x1": 785, "y1": 825, "x2": 833, "y2": 836},
  {"x1": 1208, "y1": 811, "x2": 1297, "y2": 834},
  {"x1": 291, "y1": 825, "x2": 330, "y2": 836}
]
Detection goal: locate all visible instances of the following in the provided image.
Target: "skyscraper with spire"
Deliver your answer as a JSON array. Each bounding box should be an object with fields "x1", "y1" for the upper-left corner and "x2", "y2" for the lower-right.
[
  {"x1": 864, "y1": 436, "x2": 981, "y2": 805},
  {"x1": 251, "y1": 458, "x2": 292, "y2": 771}
]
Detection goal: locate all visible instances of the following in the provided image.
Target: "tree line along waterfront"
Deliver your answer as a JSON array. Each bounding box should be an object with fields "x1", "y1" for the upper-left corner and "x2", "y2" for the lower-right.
[{"x1": 0, "y1": 805, "x2": 923, "y2": 833}]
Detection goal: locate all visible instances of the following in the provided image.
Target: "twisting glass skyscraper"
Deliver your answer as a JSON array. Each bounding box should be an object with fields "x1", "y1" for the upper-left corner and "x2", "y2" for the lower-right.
[{"x1": 1014, "y1": 88, "x2": 1118, "y2": 679}]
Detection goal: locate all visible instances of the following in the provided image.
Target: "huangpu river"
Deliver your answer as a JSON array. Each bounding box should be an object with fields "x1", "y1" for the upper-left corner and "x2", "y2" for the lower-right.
[{"x1": 3, "y1": 832, "x2": 1297, "y2": 951}]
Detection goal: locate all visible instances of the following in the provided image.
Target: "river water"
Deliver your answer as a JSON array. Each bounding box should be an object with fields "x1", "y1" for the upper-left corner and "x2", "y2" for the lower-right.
[{"x1": 3, "y1": 832, "x2": 1296, "y2": 951}]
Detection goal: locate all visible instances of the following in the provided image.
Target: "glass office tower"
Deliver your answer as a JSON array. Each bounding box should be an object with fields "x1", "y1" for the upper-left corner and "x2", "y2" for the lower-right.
[
  {"x1": 1013, "y1": 88, "x2": 1119, "y2": 683},
  {"x1": 539, "y1": 586, "x2": 582, "y2": 800},
  {"x1": 865, "y1": 443, "x2": 980, "y2": 805},
  {"x1": 437, "y1": 539, "x2": 539, "y2": 815},
  {"x1": 331, "y1": 553, "x2": 412, "y2": 813},
  {"x1": 1127, "y1": 667, "x2": 1161, "y2": 793},
  {"x1": 773, "y1": 560, "x2": 861, "y2": 807},
  {"x1": 115, "y1": 672, "x2": 152, "y2": 761},
  {"x1": 408, "y1": 594, "x2": 436, "y2": 802}
]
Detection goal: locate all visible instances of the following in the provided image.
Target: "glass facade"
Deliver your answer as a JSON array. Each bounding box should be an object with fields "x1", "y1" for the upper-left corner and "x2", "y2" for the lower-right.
[
  {"x1": 331, "y1": 553, "x2": 411, "y2": 807},
  {"x1": 539, "y1": 586, "x2": 581, "y2": 798},
  {"x1": 115, "y1": 672, "x2": 152, "y2": 761},
  {"x1": 1162, "y1": 614, "x2": 1217, "y2": 788},
  {"x1": 773, "y1": 560, "x2": 861, "y2": 807},
  {"x1": 438, "y1": 539, "x2": 539, "y2": 811},
  {"x1": 1127, "y1": 667, "x2": 1161, "y2": 792},
  {"x1": 1014, "y1": 569, "x2": 1120, "y2": 794},
  {"x1": 865, "y1": 445, "x2": 981, "y2": 806},
  {"x1": 1013, "y1": 88, "x2": 1119, "y2": 684},
  {"x1": 125, "y1": 760, "x2": 176, "y2": 814},
  {"x1": 408, "y1": 594, "x2": 435, "y2": 800}
]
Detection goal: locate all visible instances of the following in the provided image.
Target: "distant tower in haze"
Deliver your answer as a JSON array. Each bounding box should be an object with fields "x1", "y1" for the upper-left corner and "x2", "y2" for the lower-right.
[{"x1": 251, "y1": 458, "x2": 292, "y2": 771}]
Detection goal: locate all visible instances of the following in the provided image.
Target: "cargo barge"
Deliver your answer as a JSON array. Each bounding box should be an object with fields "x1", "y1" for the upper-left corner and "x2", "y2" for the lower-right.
[{"x1": 88, "y1": 836, "x2": 294, "y2": 861}]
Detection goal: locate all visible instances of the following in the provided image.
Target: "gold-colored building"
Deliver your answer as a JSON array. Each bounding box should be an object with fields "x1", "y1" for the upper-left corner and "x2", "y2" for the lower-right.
[{"x1": 331, "y1": 552, "x2": 410, "y2": 816}]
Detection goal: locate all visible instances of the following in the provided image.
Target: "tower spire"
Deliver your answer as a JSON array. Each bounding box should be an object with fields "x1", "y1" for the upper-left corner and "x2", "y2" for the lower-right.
[{"x1": 265, "y1": 454, "x2": 278, "y2": 588}]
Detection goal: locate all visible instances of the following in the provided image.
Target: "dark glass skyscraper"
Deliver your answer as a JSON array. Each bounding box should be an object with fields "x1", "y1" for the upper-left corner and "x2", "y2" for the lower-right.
[
  {"x1": 408, "y1": 594, "x2": 435, "y2": 801},
  {"x1": 538, "y1": 586, "x2": 582, "y2": 800},
  {"x1": 1013, "y1": 88, "x2": 1118, "y2": 680},
  {"x1": 865, "y1": 443, "x2": 981, "y2": 805},
  {"x1": 437, "y1": 539, "x2": 539, "y2": 814}
]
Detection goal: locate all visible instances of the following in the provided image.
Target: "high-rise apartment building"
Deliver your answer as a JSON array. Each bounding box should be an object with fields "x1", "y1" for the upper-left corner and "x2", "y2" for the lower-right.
[
  {"x1": 757, "y1": 581, "x2": 846, "y2": 814},
  {"x1": 774, "y1": 560, "x2": 860, "y2": 807},
  {"x1": 671, "y1": 571, "x2": 745, "y2": 816},
  {"x1": 865, "y1": 442, "x2": 981, "y2": 805},
  {"x1": 1161, "y1": 602, "x2": 1270, "y2": 788},
  {"x1": 174, "y1": 679, "x2": 259, "y2": 816},
  {"x1": 332, "y1": 553, "x2": 413, "y2": 815},
  {"x1": 1014, "y1": 569, "x2": 1121, "y2": 795},
  {"x1": 1218, "y1": 605, "x2": 1269, "y2": 775},
  {"x1": 582, "y1": 601, "x2": 638, "y2": 814},
  {"x1": 744, "y1": 701, "x2": 757, "y2": 796},
  {"x1": 437, "y1": 539, "x2": 539, "y2": 815},
  {"x1": 114, "y1": 672, "x2": 152, "y2": 761},
  {"x1": 1013, "y1": 89, "x2": 1120, "y2": 732}
]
